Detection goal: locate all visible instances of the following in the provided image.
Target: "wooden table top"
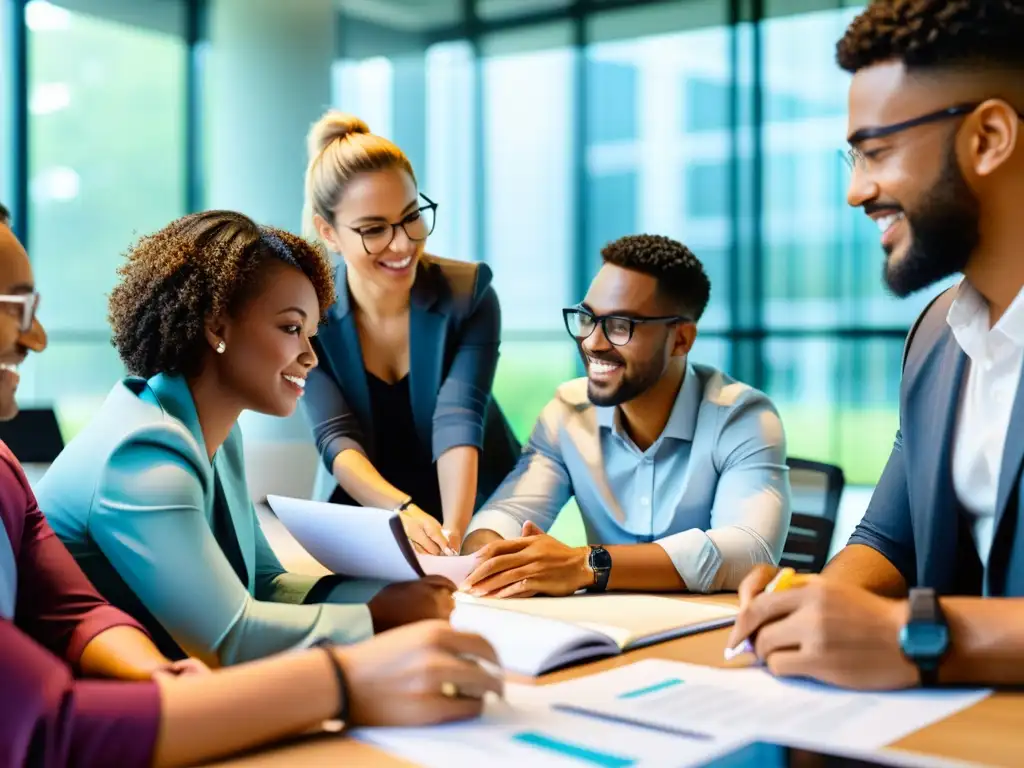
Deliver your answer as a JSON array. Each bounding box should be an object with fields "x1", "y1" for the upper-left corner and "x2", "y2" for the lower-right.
[{"x1": 204, "y1": 595, "x2": 1024, "y2": 768}]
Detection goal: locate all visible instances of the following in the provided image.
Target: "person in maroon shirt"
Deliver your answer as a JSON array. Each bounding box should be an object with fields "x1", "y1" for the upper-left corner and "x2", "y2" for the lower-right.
[{"x1": 0, "y1": 217, "x2": 501, "y2": 767}]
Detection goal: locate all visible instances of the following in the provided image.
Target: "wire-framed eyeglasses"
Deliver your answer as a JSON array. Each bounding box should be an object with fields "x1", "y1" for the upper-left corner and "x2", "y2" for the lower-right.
[
  {"x1": 840, "y1": 104, "x2": 980, "y2": 171},
  {"x1": 343, "y1": 193, "x2": 438, "y2": 255},
  {"x1": 563, "y1": 306, "x2": 690, "y2": 347}
]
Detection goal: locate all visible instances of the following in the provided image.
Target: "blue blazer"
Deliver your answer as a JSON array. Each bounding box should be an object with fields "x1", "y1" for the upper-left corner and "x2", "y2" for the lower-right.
[
  {"x1": 849, "y1": 287, "x2": 1024, "y2": 597},
  {"x1": 36, "y1": 374, "x2": 382, "y2": 665},
  {"x1": 303, "y1": 254, "x2": 521, "y2": 506}
]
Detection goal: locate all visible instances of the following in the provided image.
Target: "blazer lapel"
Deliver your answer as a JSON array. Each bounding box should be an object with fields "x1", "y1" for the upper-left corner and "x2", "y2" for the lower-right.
[
  {"x1": 147, "y1": 374, "x2": 255, "y2": 590},
  {"x1": 325, "y1": 263, "x2": 373, "y2": 453},
  {"x1": 409, "y1": 263, "x2": 447, "y2": 450},
  {"x1": 910, "y1": 334, "x2": 968, "y2": 592},
  {"x1": 213, "y1": 449, "x2": 255, "y2": 592},
  {"x1": 988, "y1": 356, "x2": 1024, "y2": 593}
]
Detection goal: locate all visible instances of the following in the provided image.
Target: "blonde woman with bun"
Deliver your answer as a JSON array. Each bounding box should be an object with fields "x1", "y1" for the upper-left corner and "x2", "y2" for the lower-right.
[{"x1": 302, "y1": 111, "x2": 520, "y2": 555}]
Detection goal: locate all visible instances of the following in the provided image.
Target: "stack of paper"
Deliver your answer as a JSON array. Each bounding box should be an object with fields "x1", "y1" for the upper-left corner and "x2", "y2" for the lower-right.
[
  {"x1": 535, "y1": 659, "x2": 992, "y2": 753},
  {"x1": 355, "y1": 660, "x2": 990, "y2": 767}
]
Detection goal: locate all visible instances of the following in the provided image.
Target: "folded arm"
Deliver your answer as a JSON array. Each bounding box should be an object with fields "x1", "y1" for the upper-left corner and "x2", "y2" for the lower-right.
[
  {"x1": 93, "y1": 435, "x2": 373, "y2": 667},
  {"x1": 9, "y1": 458, "x2": 171, "y2": 678},
  {"x1": 1, "y1": 619, "x2": 161, "y2": 768},
  {"x1": 654, "y1": 392, "x2": 790, "y2": 593}
]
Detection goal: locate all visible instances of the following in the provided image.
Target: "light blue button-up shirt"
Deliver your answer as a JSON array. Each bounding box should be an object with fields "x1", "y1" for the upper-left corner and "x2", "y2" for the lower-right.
[{"x1": 467, "y1": 363, "x2": 791, "y2": 592}]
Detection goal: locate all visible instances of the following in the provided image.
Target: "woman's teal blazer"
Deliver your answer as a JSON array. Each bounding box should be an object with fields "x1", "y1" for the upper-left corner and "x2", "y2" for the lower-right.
[{"x1": 36, "y1": 373, "x2": 382, "y2": 665}]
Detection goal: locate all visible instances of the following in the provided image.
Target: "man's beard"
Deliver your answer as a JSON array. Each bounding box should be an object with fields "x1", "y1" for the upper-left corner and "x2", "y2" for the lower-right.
[
  {"x1": 884, "y1": 144, "x2": 980, "y2": 298},
  {"x1": 583, "y1": 347, "x2": 666, "y2": 407}
]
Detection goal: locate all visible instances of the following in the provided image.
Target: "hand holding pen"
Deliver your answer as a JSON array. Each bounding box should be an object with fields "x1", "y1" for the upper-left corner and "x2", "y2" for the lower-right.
[
  {"x1": 724, "y1": 566, "x2": 807, "y2": 660},
  {"x1": 723, "y1": 565, "x2": 919, "y2": 689}
]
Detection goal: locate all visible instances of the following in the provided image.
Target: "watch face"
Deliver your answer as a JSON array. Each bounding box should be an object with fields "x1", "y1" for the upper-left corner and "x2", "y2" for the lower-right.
[
  {"x1": 900, "y1": 623, "x2": 949, "y2": 659},
  {"x1": 590, "y1": 547, "x2": 612, "y2": 570}
]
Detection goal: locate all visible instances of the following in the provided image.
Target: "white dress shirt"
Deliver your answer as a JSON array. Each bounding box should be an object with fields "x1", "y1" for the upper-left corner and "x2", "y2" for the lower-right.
[{"x1": 948, "y1": 280, "x2": 1024, "y2": 569}]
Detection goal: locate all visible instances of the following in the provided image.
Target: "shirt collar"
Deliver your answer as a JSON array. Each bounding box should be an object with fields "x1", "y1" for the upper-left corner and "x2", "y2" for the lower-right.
[
  {"x1": 596, "y1": 362, "x2": 701, "y2": 442},
  {"x1": 947, "y1": 279, "x2": 1024, "y2": 357}
]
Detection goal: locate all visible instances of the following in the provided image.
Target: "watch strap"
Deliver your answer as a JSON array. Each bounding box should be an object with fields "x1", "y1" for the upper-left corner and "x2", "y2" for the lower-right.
[
  {"x1": 906, "y1": 588, "x2": 944, "y2": 687},
  {"x1": 908, "y1": 587, "x2": 940, "y2": 623}
]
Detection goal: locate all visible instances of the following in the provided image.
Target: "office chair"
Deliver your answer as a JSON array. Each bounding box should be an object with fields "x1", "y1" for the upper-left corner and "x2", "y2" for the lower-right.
[
  {"x1": 0, "y1": 407, "x2": 64, "y2": 463},
  {"x1": 780, "y1": 457, "x2": 845, "y2": 574}
]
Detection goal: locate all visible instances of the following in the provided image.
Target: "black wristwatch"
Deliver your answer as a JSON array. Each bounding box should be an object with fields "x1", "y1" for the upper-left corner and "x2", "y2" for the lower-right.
[
  {"x1": 586, "y1": 546, "x2": 612, "y2": 593},
  {"x1": 899, "y1": 588, "x2": 950, "y2": 686}
]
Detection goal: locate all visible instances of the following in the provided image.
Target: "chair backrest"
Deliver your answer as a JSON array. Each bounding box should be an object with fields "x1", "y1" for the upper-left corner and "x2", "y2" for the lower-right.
[
  {"x1": 0, "y1": 407, "x2": 64, "y2": 463},
  {"x1": 780, "y1": 457, "x2": 845, "y2": 574}
]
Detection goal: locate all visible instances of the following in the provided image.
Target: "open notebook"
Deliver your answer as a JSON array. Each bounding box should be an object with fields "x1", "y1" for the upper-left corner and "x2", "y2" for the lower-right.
[{"x1": 451, "y1": 593, "x2": 737, "y2": 676}]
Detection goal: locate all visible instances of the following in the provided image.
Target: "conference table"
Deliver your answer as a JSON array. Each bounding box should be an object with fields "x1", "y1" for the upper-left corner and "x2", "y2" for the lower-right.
[{"x1": 205, "y1": 591, "x2": 1024, "y2": 768}]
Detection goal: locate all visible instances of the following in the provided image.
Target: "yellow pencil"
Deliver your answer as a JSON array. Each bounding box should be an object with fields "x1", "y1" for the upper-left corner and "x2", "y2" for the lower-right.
[{"x1": 724, "y1": 567, "x2": 806, "y2": 660}]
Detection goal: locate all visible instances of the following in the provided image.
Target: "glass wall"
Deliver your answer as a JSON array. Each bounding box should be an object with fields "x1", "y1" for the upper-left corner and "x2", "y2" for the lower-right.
[
  {"x1": 18, "y1": 0, "x2": 186, "y2": 433},
  {"x1": 2, "y1": 0, "x2": 929, "y2": 487},
  {"x1": 0, "y1": 1, "x2": 11, "y2": 216}
]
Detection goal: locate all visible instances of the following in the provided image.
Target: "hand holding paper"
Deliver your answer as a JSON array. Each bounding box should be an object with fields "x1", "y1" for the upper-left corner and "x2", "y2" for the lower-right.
[
  {"x1": 400, "y1": 504, "x2": 456, "y2": 556},
  {"x1": 266, "y1": 495, "x2": 480, "y2": 584}
]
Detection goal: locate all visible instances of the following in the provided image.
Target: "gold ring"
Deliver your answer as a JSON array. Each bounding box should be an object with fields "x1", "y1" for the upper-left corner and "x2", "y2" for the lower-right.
[{"x1": 440, "y1": 681, "x2": 460, "y2": 699}]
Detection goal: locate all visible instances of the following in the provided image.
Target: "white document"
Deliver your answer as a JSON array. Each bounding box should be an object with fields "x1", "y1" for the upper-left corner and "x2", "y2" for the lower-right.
[
  {"x1": 266, "y1": 495, "x2": 479, "y2": 582},
  {"x1": 538, "y1": 659, "x2": 991, "y2": 753},
  {"x1": 450, "y1": 593, "x2": 737, "y2": 676},
  {"x1": 354, "y1": 684, "x2": 736, "y2": 768}
]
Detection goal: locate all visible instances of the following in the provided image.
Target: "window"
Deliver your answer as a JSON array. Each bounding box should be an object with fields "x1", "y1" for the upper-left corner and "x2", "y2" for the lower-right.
[
  {"x1": 765, "y1": 337, "x2": 902, "y2": 483},
  {"x1": 20, "y1": 1, "x2": 186, "y2": 414},
  {"x1": 482, "y1": 23, "x2": 575, "y2": 333},
  {"x1": 0, "y1": 2, "x2": 10, "y2": 216},
  {"x1": 586, "y1": 1, "x2": 733, "y2": 333}
]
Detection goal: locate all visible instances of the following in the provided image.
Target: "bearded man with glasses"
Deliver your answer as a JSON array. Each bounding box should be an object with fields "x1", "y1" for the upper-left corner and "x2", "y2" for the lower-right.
[
  {"x1": 730, "y1": 0, "x2": 1024, "y2": 692},
  {"x1": 460, "y1": 234, "x2": 791, "y2": 600}
]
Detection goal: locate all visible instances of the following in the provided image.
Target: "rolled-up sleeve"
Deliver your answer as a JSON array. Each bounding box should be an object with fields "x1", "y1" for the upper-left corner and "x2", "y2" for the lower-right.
[
  {"x1": 0, "y1": 620, "x2": 161, "y2": 768},
  {"x1": 303, "y1": 358, "x2": 367, "y2": 472},
  {"x1": 433, "y1": 281, "x2": 502, "y2": 459},
  {"x1": 655, "y1": 392, "x2": 791, "y2": 593},
  {"x1": 3, "y1": 456, "x2": 148, "y2": 668},
  {"x1": 468, "y1": 399, "x2": 572, "y2": 540},
  {"x1": 846, "y1": 429, "x2": 916, "y2": 584}
]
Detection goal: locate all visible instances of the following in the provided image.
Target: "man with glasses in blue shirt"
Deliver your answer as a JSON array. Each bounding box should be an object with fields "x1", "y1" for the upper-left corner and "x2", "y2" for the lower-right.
[{"x1": 460, "y1": 234, "x2": 791, "y2": 598}]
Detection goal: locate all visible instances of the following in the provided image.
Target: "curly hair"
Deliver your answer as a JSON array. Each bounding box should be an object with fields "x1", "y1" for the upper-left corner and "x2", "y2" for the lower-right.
[
  {"x1": 600, "y1": 234, "x2": 711, "y2": 321},
  {"x1": 837, "y1": 0, "x2": 1024, "y2": 73},
  {"x1": 109, "y1": 210, "x2": 335, "y2": 379}
]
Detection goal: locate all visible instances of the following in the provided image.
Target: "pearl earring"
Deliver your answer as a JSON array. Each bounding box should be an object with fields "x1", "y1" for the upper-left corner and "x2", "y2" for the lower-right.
[{"x1": 216, "y1": 341, "x2": 226, "y2": 354}]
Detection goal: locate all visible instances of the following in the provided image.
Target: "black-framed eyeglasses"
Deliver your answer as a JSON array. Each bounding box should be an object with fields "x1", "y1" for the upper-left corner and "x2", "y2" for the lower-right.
[
  {"x1": 0, "y1": 292, "x2": 40, "y2": 332},
  {"x1": 562, "y1": 306, "x2": 690, "y2": 347},
  {"x1": 343, "y1": 193, "x2": 438, "y2": 255}
]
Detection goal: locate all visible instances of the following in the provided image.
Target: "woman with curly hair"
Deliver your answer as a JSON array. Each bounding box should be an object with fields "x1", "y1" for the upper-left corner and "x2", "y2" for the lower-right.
[
  {"x1": 301, "y1": 111, "x2": 521, "y2": 555},
  {"x1": 36, "y1": 210, "x2": 455, "y2": 667}
]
